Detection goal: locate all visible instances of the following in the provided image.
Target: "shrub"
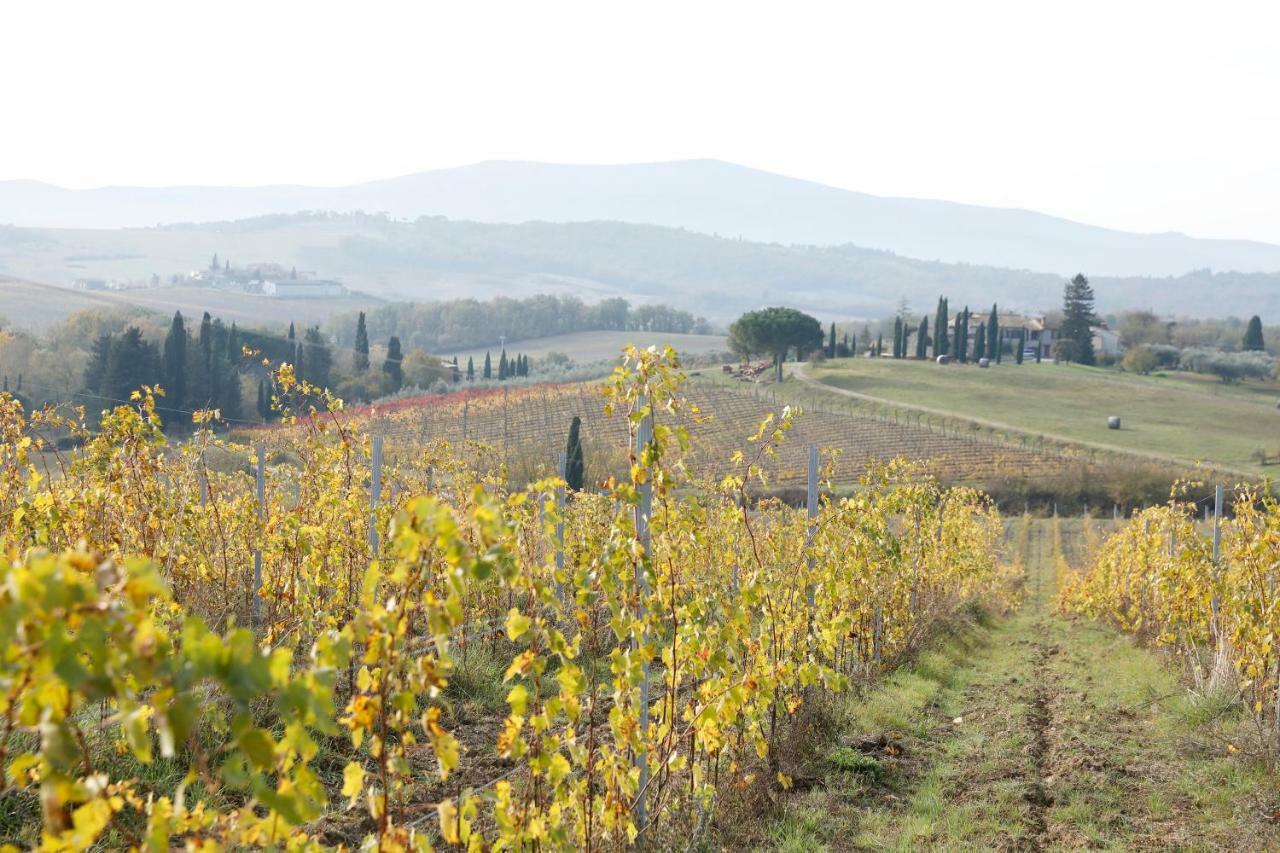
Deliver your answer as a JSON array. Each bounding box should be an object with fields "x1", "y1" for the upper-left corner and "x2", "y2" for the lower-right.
[{"x1": 1121, "y1": 347, "x2": 1160, "y2": 375}]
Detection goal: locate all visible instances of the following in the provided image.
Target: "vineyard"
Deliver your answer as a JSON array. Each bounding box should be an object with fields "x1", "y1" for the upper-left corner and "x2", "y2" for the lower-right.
[
  {"x1": 1061, "y1": 490, "x2": 1280, "y2": 745},
  {"x1": 286, "y1": 373, "x2": 1095, "y2": 491},
  {"x1": 0, "y1": 347, "x2": 1022, "y2": 850}
]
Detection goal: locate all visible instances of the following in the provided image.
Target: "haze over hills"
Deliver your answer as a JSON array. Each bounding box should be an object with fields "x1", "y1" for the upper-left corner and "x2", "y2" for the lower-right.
[
  {"x1": 3, "y1": 213, "x2": 1279, "y2": 327},
  {"x1": 5, "y1": 160, "x2": 1280, "y2": 279}
]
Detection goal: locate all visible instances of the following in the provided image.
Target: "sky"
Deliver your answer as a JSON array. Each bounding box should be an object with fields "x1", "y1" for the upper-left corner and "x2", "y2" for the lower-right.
[{"x1": 3, "y1": 0, "x2": 1280, "y2": 242}]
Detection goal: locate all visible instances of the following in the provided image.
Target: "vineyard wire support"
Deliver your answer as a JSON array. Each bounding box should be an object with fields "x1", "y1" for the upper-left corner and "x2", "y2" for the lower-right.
[{"x1": 253, "y1": 443, "x2": 265, "y2": 629}]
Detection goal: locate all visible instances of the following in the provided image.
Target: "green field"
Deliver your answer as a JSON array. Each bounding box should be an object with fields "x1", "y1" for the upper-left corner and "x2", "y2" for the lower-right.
[
  {"x1": 803, "y1": 357, "x2": 1280, "y2": 474},
  {"x1": 447, "y1": 329, "x2": 728, "y2": 364}
]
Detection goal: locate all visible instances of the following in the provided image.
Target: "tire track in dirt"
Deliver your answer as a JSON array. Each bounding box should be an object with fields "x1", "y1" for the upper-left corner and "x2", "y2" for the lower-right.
[{"x1": 1024, "y1": 637, "x2": 1058, "y2": 851}]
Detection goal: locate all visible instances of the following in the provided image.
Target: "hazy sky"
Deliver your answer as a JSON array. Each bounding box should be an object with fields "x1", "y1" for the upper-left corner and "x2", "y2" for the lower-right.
[{"x1": 4, "y1": 1, "x2": 1280, "y2": 242}]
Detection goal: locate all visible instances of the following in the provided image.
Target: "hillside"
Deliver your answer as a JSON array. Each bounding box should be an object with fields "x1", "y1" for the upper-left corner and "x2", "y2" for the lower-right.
[
  {"x1": 0, "y1": 275, "x2": 380, "y2": 331},
  {"x1": 801, "y1": 357, "x2": 1280, "y2": 474},
  {"x1": 5, "y1": 161, "x2": 1280, "y2": 278},
  {"x1": 4, "y1": 214, "x2": 1280, "y2": 324}
]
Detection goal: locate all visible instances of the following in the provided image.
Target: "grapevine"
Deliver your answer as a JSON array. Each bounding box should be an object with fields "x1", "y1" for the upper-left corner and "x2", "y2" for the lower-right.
[{"x1": 0, "y1": 346, "x2": 1016, "y2": 850}]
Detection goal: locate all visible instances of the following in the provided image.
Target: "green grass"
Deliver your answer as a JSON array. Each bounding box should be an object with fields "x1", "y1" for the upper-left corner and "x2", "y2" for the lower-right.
[
  {"x1": 806, "y1": 356, "x2": 1280, "y2": 473},
  {"x1": 747, "y1": 519, "x2": 1280, "y2": 851}
]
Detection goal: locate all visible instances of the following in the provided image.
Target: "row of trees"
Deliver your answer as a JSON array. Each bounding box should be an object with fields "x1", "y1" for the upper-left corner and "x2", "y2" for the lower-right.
[
  {"x1": 334, "y1": 295, "x2": 712, "y2": 354},
  {"x1": 724, "y1": 275, "x2": 1103, "y2": 382},
  {"x1": 83, "y1": 312, "x2": 258, "y2": 425},
  {"x1": 472, "y1": 349, "x2": 531, "y2": 382}
]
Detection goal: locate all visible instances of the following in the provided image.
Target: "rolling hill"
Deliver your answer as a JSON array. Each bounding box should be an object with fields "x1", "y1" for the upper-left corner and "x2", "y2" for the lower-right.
[
  {"x1": 3, "y1": 214, "x2": 1280, "y2": 326},
  {"x1": 5, "y1": 160, "x2": 1280, "y2": 278}
]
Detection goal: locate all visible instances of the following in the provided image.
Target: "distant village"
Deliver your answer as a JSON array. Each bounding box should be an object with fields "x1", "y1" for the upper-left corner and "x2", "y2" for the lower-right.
[{"x1": 73, "y1": 253, "x2": 349, "y2": 299}]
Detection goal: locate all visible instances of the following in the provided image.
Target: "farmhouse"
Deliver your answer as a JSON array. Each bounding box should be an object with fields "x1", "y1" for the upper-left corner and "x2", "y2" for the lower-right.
[
  {"x1": 947, "y1": 312, "x2": 1058, "y2": 360},
  {"x1": 262, "y1": 279, "x2": 347, "y2": 298}
]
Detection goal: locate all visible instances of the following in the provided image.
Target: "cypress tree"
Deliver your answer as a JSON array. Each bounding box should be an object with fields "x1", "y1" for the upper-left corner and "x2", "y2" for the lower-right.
[
  {"x1": 564, "y1": 415, "x2": 585, "y2": 492},
  {"x1": 916, "y1": 317, "x2": 928, "y2": 359},
  {"x1": 974, "y1": 322, "x2": 986, "y2": 361},
  {"x1": 483, "y1": 351, "x2": 492, "y2": 380},
  {"x1": 466, "y1": 356, "x2": 475, "y2": 381},
  {"x1": 1243, "y1": 315, "x2": 1265, "y2": 351},
  {"x1": 226, "y1": 322, "x2": 239, "y2": 363},
  {"x1": 256, "y1": 379, "x2": 270, "y2": 421},
  {"x1": 103, "y1": 327, "x2": 161, "y2": 405},
  {"x1": 383, "y1": 336, "x2": 403, "y2": 391},
  {"x1": 295, "y1": 342, "x2": 305, "y2": 381},
  {"x1": 163, "y1": 311, "x2": 187, "y2": 414},
  {"x1": 498, "y1": 349, "x2": 508, "y2": 380},
  {"x1": 353, "y1": 312, "x2": 370, "y2": 371},
  {"x1": 850, "y1": 332, "x2": 857, "y2": 358},
  {"x1": 195, "y1": 312, "x2": 215, "y2": 408},
  {"x1": 892, "y1": 317, "x2": 903, "y2": 358},
  {"x1": 828, "y1": 322, "x2": 837, "y2": 358},
  {"x1": 287, "y1": 321, "x2": 295, "y2": 342},
  {"x1": 84, "y1": 333, "x2": 113, "y2": 397},
  {"x1": 934, "y1": 297, "x2": 950, "y2": 356},
  {"x1": 1016, "y1": 329, "x2": 1026, "y2": 364},
  {"x1": 956, "y1": 308, "x2": 969, "y2": 363},
  {"x1": 875, "y1": 334, "x2": 883, "y2": 357},
  {"x1": 988, "y1": 304, "x2": 1000, "y2": 362},
  {"x1": 303, "y1": 327, "x2": 332, "y2": 388}
]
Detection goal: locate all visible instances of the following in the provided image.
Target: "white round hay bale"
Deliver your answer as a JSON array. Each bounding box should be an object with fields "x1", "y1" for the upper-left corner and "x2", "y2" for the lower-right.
[
  {"x1": 935, "y1": 355, "x2": 951, "y2": 365},
  {"x1": 977, "y1": 357, "x2": 990, "y2": 368},
  {"x1": 1107, "y1": 416, "x2": 1121, "y2": 430}
]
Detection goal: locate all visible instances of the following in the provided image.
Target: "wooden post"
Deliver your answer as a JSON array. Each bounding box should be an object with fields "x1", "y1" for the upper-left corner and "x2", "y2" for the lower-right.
[
  {"x1": 199, "y1": 451, "x2": 209, "y2": 507},
  {"x1": 1212, "y1": 485, "x2": 1223, "y2": 563},
  {"x1": 369, "y1": 435, "x2": 383, "y2": 558},
  {"x1": 633, "y1": 395, "x2": 653, "y2": 834},
  {"x1": 1211, "y1": 484, "x2": 1223, "y2": 632},
  {"x1": 806, "y1": 446, "x2": 818, "y2": 609},
  {"x1": 556, "y1": 450, "x2": 566, "y2": 606},
  {"x1": 253, "y1": 443, "x2": 265, "y2": 628}
]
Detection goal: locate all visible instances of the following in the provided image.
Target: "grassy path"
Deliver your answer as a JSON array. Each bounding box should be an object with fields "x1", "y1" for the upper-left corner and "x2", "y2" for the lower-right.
[{"x1": 757, "y1": 519, "x2": 1279, "y2": 851}]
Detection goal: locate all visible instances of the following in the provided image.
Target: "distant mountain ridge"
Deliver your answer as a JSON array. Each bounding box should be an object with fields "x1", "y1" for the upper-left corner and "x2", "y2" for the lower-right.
[{"x1": 4, "y1": 160, "x2": 1280, "y2": 278}]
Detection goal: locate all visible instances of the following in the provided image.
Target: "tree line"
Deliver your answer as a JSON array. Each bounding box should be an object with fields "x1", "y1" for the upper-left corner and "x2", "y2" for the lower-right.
[{"x1": 332, "y1": 295, "x2": 712, "y2": 354}]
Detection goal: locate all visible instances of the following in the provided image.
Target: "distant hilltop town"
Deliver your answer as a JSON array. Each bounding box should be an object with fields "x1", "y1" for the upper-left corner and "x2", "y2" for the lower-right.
[
  {"x1": 73, "y1": 254, "x2": 348, "y2": 299},
  {"x1": 188, "y1": 255, "x2": 347, "y2": 298}
]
